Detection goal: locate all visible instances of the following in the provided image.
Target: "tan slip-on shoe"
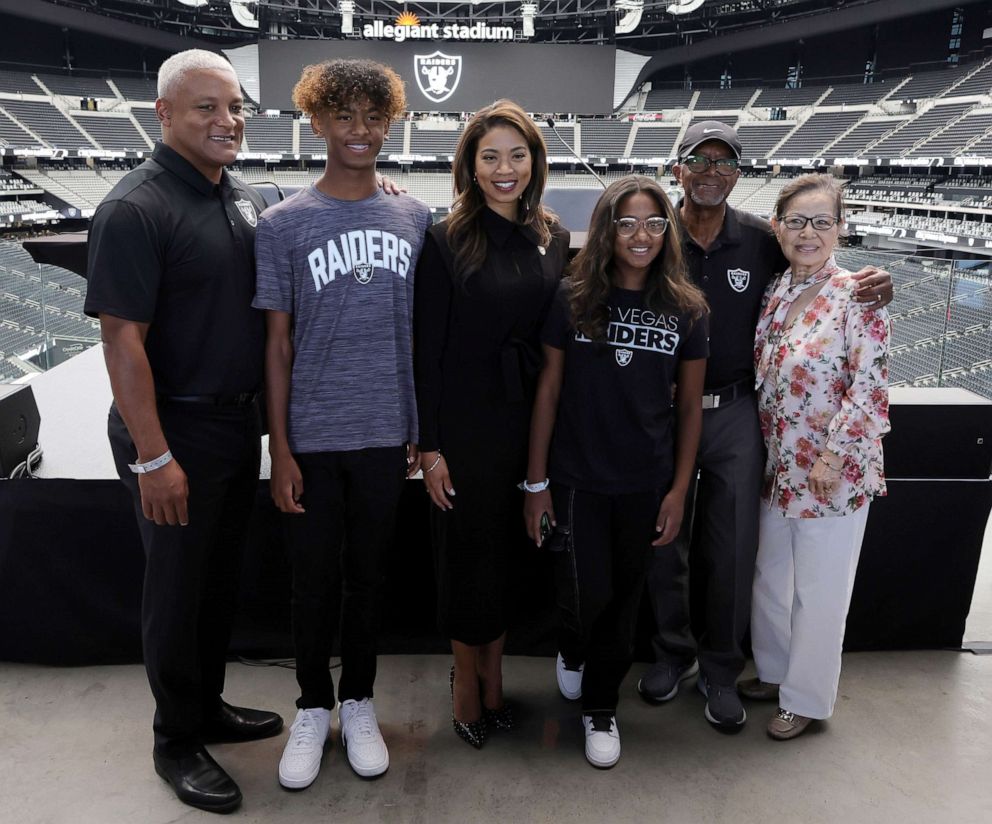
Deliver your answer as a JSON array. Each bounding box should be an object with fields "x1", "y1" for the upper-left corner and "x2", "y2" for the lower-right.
[{"x1": 767, "y1": 707, "x2": 814, "y2": 740}]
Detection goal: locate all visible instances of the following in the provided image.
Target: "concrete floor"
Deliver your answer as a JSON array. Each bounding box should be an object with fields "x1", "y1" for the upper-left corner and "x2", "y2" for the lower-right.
[
  {"x1": 3, "y1": 515, "x2": 991, "y2": 824},
  {"x1": 1, "y1": 648, "x2": 990, "y2": 824}
]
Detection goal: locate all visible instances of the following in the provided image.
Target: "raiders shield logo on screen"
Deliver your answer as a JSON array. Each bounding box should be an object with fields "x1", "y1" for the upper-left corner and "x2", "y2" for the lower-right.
[
  {"x1": 354, "y1": 263, "x2": 374, "y2": 284},
  {"x1": 415, "y1": 51, "x2": 462, "y2": 104},
  {"x1": 727, "y1": 268, "x2": 750, "y2": 293},
  {"x1": 615, "y1": 349, "x2": 633, "y2": 367}
]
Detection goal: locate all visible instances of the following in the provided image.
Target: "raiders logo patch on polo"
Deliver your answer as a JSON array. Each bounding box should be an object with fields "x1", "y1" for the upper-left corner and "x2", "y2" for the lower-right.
[
  {"x1": 234, "y1": 198, "x2": 257, "y2": 228},
  {"x1": 615, "y1": 348, "x2": 633, "y2": 367},
  {"x1": 727, "y1": 268, "x2": 750, "y2": 293},
  {"x1": 353, "y1": 263, "x2": 374, "y2": 284}
]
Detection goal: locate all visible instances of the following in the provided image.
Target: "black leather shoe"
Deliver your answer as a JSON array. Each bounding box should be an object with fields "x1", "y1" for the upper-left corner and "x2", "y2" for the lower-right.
[
  {"x1": 202, "y1": 701, "x2": 284, "y2": 743},
  {"x1": 153, "y1": 747, "x2": 242, "y2": 814}
]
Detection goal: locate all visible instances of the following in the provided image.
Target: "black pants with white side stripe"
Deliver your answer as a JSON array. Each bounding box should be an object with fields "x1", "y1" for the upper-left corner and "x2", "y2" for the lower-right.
[{"x1": 553, "y1": 482, "x2": 665, "y2": 715}]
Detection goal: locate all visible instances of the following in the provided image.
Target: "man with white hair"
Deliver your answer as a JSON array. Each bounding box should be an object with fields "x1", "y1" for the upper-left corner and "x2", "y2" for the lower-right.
[{"x1": 85, "y1": 49, "x2": 281, "y2": 814}]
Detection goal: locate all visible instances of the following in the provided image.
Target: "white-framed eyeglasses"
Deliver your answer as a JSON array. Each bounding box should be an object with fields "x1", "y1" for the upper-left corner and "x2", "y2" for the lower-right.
[
  {"x1": 614, "y1": 217, "x2": 669, "y2": 237},
  {"x1": 779, "y1": 214, "x2": 841, "y2": 231}
]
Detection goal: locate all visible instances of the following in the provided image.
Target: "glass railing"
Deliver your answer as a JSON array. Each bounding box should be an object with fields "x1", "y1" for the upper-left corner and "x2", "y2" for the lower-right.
[
  {"x1": 2, "y1": 240, "x2": 990, "y2": 405},
  {"x1": 0, "y1": 239, "x2": 99, "y2": 383},
  {"x1": 835, "y1": 247, "x2": 992, "y2": 401}
]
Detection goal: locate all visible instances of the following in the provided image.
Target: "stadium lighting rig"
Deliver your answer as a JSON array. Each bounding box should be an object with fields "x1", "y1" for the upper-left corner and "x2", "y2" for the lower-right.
[{"x1": 175, "y1": 0, "x2": 259, "y2": 29}]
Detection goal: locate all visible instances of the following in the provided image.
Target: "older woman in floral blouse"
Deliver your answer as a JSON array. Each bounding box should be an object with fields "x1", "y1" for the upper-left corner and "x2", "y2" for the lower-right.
[{"x1": 744, "y1": 173, "x2": 889, "y2": 740}]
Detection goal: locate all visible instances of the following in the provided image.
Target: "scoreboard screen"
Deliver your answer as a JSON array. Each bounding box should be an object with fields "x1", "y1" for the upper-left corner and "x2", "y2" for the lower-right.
[{"x1": 258, "y1": 40, "x2": 616, "y2": 114}]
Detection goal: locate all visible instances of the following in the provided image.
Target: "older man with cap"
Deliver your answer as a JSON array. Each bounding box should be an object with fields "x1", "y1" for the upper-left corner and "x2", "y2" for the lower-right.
[{"x1": 637, "y1": 121, "x2": 892, "y2": 730}]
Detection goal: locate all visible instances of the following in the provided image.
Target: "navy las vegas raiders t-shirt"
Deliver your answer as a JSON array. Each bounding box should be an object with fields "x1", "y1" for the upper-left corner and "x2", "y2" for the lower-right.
[{"x1": 542, "y1": 281, "x2": 708, "y2": 494}]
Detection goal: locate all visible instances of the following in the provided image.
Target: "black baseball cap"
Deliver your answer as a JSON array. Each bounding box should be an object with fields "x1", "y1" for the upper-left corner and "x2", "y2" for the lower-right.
[{"x1": 678, "y1": 121, "x2": 742, "y2": 160}]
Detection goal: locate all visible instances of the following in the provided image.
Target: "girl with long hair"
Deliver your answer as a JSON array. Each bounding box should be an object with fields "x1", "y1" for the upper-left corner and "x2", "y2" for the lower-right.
[
  {"x1": 524, "y1": 175, "x2": 708, "y2": 768},
  {"x1": 414, "y1": 100, "x2": 570, "y2": 749}
]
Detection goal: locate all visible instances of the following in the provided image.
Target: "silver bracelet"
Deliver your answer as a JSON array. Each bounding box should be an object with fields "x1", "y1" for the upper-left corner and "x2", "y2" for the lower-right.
[
  {"x1": 425, "y1": 453, "x2": 442, "y2": 473},
  {"x1": 519, "y1": 478, "x2": 550, "y2": 493},
  {"x1": 128, "y1": 449, "x2": 174, "y2": 475}
]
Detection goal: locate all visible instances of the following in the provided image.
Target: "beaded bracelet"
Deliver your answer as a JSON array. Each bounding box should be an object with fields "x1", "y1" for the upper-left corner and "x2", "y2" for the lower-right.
[{"x1": 818, "y1": 455, "x2": 843, "y2": 472}]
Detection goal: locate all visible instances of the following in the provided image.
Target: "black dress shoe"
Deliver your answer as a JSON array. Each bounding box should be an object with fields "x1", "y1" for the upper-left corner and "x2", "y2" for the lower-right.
[
  {"x1": 202, "y1": 701, "x2": 284, "y2": 743},
  {"x1": 153, "y1": 747, "x2": 242, "y2": 814}
]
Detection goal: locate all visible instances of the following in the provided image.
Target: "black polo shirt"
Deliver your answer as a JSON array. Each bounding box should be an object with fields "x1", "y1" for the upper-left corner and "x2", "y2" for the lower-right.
[
  {"x1": 85, "y1": 142, "x2": 266, "y2": 396},
  {"x1": 679, "y1": 204, "x2": 787, "y2": 391}
]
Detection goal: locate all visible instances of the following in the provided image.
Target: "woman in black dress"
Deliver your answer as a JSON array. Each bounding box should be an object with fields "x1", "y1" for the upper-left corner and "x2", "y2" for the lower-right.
[{"x1": 414, "y1": 99, "x2": 569, "y2": 748}]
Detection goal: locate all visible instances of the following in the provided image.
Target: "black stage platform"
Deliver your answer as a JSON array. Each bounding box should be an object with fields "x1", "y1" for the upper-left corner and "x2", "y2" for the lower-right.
[{"x1": 1, "y1": 346, "x2": 990, "y2": 665}]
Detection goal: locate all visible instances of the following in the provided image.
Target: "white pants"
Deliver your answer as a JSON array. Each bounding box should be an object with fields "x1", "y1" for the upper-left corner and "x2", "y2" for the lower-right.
[{"x1": 750, "y1": 503, "x2": 870, "y2": 719}]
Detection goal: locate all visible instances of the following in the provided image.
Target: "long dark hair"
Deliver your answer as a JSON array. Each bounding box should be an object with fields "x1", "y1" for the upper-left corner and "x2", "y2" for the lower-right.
[
  {"x1": 568, "y1": 175, "x2": 707, "y2": 341},
  {"x1": 446, "y1": 99, "x2": 556, "y2": 281}
]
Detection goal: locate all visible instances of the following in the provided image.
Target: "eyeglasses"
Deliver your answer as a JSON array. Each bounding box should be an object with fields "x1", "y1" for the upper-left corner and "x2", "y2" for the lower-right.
[
  {"x1": 680, "y1": 155, "x2": 739, "y2": 175},
  {"x1": 614, "y1": 217, "x2": 669, "y2": 237},
  {"x1": 778, "y1": 214, "x2": 841, "y2": 231}
]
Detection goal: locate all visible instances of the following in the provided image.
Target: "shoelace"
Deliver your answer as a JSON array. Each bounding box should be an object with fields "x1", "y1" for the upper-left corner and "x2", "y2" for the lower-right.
[
  {"x1": 346, "y1": 701, "x2": 376, "y2": 740},
  {"x1": 290, "y1": 714, "x2": 321, "y2": 747},
  {"x1": 589, "y1": 716, "x2": 614, "y2": 734}
]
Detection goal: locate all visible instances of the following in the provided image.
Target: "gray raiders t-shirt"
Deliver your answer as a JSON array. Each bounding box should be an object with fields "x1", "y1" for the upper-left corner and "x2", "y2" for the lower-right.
[{"x1": 254, "y1": 186, "x2": 432, "y2": 454}]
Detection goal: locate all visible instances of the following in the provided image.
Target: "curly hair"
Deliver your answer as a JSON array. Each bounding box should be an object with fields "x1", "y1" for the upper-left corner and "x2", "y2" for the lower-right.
[
  {"x1": 292, "y1": 59, "x2": 406, "y2": 120},
  {"x1": 568, "y1": 175, "x2": 707, "y2": 341},
  {"x1": 445, "y1": 99, "x2": 556, "y2": 282}
]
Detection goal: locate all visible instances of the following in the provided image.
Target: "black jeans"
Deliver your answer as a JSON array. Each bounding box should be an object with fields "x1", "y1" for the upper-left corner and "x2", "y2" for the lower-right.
[
  {"x1": 109, "y1": 400, "x2": 261, "y2": 757},
  {"x1": 286, "y1": 446, "x2": 407, "y2": 710},
  {"x1": 553, "y1": 482, "x2": 664, "y2": 714}
]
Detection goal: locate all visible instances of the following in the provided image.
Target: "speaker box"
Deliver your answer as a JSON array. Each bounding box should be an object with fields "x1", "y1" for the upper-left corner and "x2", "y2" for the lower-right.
[{"x1": 0, "y1": 384, "x2": 41, "y2": 478}]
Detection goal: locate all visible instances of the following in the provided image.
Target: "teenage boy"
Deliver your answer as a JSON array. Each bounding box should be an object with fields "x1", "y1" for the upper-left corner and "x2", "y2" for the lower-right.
[{"x1": 253, "y1": 59, "x2": 431, "y2": 789}]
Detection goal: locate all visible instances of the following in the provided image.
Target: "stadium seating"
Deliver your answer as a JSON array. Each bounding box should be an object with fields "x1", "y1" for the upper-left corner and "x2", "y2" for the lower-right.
[
  {"x1": 628, "y1": 126, "x2": 681, "y2": 158},
  {"x1": 643, "y1": 88, "x2": 694, "y2": 109},
  {"x1": 578, "y1": 120, "x2": 630, "y2": 156},
  {"x1": 773, "y1": 111, "x2": 864, "y2": 158},
  {"x1": 868, "y1": 101, "x2": 973, "y2": 157},
  {"x1": 0, "y1": 100, "x2": 93, "y2": 150},
  {"x1": 72, "y1": 114, "x2": 151, "y2": 152},
  {"x1": 244, "y1": 114, "x2": 294, "y2": 153},
  {"x1": 35, "y1": 74, "x2": 115, "y2": 99},
  {"x1": 828, "y1": 118, "x2": 905, "y2": 157}
]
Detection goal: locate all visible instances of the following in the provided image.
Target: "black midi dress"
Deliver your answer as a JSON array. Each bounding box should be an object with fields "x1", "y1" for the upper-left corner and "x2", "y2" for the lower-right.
[{"x1": 414, "y1": 207, "x2": 570, "y2": 645}]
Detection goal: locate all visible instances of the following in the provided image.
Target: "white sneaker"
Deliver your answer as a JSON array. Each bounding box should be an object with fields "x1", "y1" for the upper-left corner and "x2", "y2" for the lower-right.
[
  {"x1": 582, "y1": 714, "x2": 621, "y2": 769},
  {"x1": 278, "y1": 707, "x2": 332, "y2": 789},
  {"x1": 556, "y1": 652, "x2": 584, "y2": 700},
  {"x1": 339, "y1": 698, "x2": 389, "y2": 778}
]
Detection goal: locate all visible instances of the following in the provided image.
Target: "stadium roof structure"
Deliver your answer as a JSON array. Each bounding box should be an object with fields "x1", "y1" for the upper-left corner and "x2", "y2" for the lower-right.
[{"x1": 17, "y1": 0, "x2": 989, "y2": 48}]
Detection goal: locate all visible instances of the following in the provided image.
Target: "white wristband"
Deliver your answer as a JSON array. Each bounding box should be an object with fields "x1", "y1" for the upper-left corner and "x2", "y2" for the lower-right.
[
  {"x1": 519, "y1": 478, "x2": 550, "y2": 493},
  {"x1": 128, "y1": 450, "x2": 174, "y2": 475}
]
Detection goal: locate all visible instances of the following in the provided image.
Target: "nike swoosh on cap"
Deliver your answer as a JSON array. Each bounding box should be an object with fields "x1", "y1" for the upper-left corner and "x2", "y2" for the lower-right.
[{"x1": 702, "y1": 128, "x2": 723, "y2": 133}]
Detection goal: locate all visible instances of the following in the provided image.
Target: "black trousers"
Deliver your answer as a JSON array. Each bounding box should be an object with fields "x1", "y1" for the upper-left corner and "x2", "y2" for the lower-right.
[
  {"x1": 647, "y1": 393, "x2": 764, "y2": 685},
  {"x1": 286, "y1": 446, "x2": 407, "y2": 711},
  {"x1": 108, "y1": 400, "x2": 261, "y2": 757},
  {"x1": 553, "y1": 482, "x2": 663, "y2": 714}
]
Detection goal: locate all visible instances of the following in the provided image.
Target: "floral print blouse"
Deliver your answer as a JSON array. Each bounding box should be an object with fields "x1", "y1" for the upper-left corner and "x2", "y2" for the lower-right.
[{"x1": 754, "y1": 256, "x2": 890, "y2": 518}]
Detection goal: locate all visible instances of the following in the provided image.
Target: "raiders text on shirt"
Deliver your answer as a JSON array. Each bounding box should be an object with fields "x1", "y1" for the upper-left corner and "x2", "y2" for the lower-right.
[
  {"x1": 575, "y1": 305, "x2": 682, "y2": 355},
  {"x1": 308, "y1": 229, "x2": 413, "y2": 291}
]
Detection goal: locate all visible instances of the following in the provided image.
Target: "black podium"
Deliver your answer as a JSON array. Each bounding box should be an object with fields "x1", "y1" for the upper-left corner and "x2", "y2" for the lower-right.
[{"x1": 845, "y1": 387, "x2": 992, "y2": 650}]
